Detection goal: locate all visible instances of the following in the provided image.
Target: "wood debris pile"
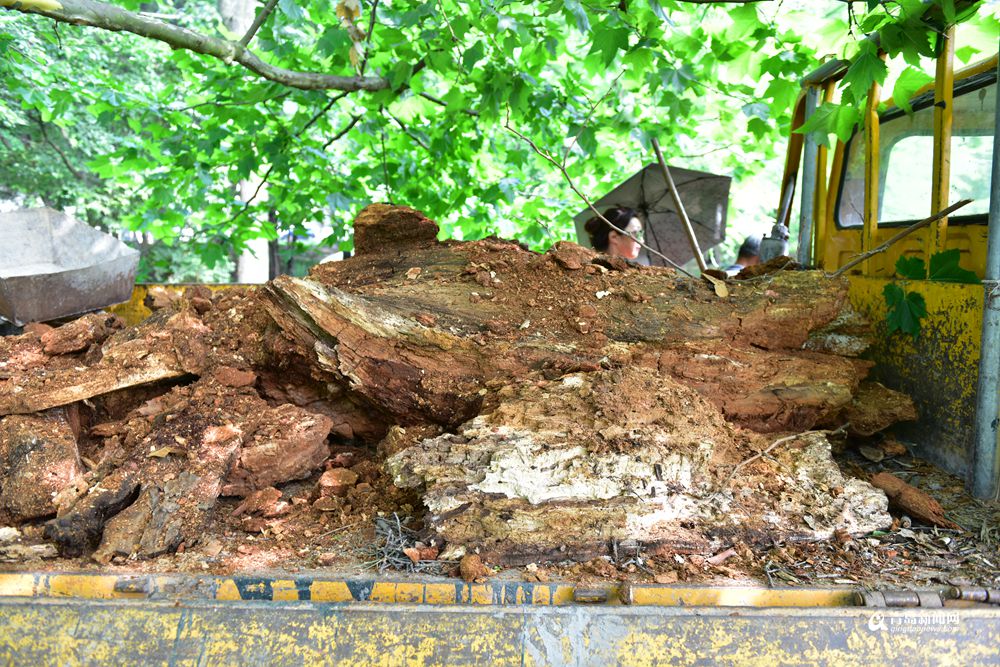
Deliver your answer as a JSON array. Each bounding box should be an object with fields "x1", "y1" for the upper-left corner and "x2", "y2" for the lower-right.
[{"x1": 0, "y1": 204, "x2": 924, "y2": 566}]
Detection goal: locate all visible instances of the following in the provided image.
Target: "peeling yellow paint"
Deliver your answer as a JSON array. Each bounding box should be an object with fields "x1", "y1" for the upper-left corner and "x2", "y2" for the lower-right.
[
  {"x1": 108, "y1": 284, "x2": 247, "y2": 326},
  {"x1": 848, "y1": 277, "x2": 982, "y2": 472}
]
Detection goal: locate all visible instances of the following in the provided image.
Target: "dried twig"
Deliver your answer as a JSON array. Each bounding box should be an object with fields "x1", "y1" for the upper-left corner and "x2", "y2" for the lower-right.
[
  {"x1": 827, "y1": 199, "x2": 972, "y2": 278},
  {"x1": 383, "y1": 107, "x2": 430, "y2": 152},
  {"x1": 315, "y1": 521, "x2": 359, "y2": 539},
  {"x1": 718, "y1": 425, "x2": 848, "y2": 491},
  {"x1": 239, "y1": 0, "x2": 280, "y2": 47},
  {"x1": 365, "y1": 513, "x2": 450, "y2": 574}
]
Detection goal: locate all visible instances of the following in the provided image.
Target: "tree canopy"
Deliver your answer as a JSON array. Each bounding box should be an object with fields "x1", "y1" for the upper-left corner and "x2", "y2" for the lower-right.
[{"x1": 1, "y1": 0, "x2": 997, "y2": 279}]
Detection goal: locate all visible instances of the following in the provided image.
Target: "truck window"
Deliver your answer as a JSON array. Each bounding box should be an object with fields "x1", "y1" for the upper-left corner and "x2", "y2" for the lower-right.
[{"x1": 836, "y1": 76, "x2": 996, "y2": 228}]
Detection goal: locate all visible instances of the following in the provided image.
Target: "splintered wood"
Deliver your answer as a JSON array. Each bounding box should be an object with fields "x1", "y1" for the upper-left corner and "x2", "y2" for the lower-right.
[{"x1": 0, "y1": 204, "x2": 924, "y2": 566}]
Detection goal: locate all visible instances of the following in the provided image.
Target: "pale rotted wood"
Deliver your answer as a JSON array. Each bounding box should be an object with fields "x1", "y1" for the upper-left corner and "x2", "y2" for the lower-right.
[{"x1": 0, "y1": 348, "x2": 186, "y2": 416}]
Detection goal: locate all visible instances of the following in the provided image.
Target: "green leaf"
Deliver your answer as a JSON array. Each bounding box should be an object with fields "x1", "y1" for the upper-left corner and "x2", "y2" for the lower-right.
[
  {"x1": 726, "y1": 5, "x2": 760, "y2": 42},
  {"x1": 891, "y1": 67, "x2": 933, "y2": 114},
  {"x1": 741, "y1": 102, "x2": 769, "y2": 121},
  {"x1": 389, "y1": 62, "x2": 413, "y2": 90},
  {"x1": 895, "y1": 255, "x2": 926, "y2": 280},
  {"x1": 884, "y1": 283, "x2": 927, "y2": 339},
  {"x1": 942, "y1": 0, "x2": 956, "y2": 24},
  {"x1": 317, "y1": 27, "x2": 351, "y2": 58},
  {"x1": 278, "y1": 0, "x2": 305, "y2": 23},
  {"x1": 764, "y1": 78, "x2": 798, "y2": 116},
  {"x1": 563, "y1": 0, "x2": 591, "y2": 33},
  {"x1": 463, "y1": 41, "x2": 486, "y2": 70},
  {"x1": 795, "y1": 102, "x2": 862, "y2": 147},
  {"x1": 954, "y1": 45, "x2": 977, "y2": 64},
  {"x1": 841, "y1": 43, "x2": 888, "y2": 104},
  {"x1": 928, "y1": 249, "x2": 979, "y2": 283},
  {"x1": 589, "y1": 23, "x2": 630, "y2": 67}
]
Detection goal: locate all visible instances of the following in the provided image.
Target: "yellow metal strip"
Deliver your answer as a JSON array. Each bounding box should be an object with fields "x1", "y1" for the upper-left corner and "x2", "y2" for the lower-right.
[
  {"x1": 628, "y1": 586, "x2": 856, "y2": 608},
  {"x1": 926, "y1": 27, "x2": 956, "y2": 259},
  {"x1": 863, "y1": 69, "x2": 883, "y2": 276},
  {"x1": 813, "y1": 80, "x2": 837, "y2": 268},
  {"x1": 0, "y1": 574, "x2": 863, "y2": 608}
]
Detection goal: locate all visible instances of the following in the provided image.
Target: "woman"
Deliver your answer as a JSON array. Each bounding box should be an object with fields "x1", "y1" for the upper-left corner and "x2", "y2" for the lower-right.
[{"x1": 583, "y1": 206, "x2": 644, "y2": 260}]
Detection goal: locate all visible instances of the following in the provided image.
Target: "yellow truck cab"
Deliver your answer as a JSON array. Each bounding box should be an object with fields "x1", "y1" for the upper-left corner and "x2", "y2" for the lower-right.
[{"x1": 781, "y1": 32, "x2": 1000, "y2": 500}]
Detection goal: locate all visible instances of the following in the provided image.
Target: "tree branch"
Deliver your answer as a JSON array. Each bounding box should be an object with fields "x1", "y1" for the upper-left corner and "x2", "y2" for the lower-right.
[
  {"x1": 383, "y1": 108, "x2": 430, "y2": 152},
  {"x1": 228, "y1": 110, "x2": 361, "y2": 224},
  {"x1": 298, "y1": 91, "x2": 350, "y2": 137},
  {"x1": 4, "y1": 0, "x2": 392, "y2": 92},
  {"x1": 239, "y1": 0, "x2": 280, "y2": 47},
  {"x1": 322, "y1": 114, "x2": 362, "y2": 149},
  {"x1": 827, "y1": 199, "x2": 973, "y2": 278},
  {"x1": 418, "y1": 92, "x2": 480, "y2": 117},
  {"x1": 358, "y1": 0, "x2": 380, "y2": 75},
  {"x1": 32, "y1": 113, "x2": 98, "y2": 184}
]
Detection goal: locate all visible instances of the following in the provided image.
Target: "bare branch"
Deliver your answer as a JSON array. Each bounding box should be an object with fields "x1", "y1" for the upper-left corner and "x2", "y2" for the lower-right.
[
  {"x1": 298, "y1": 91, "x2": 351, "y2": 137},
  {"x1": 322, "y1": 114, "x2": 362, "y2": 149},
  {"x1": 503, "y1": 110, "x2": 696, "y2": 279},
  {"x1": 4, "y1": 0, "x2": 392, "y2": 92},
  {"x1": 562, "y1": 71, "x2": 624, "y2": 169},
  {"x1": 418, "y1": 92, "x2": 480, "y2": 117},
  {"x1": 358, "y1": 0, "x2": 380, "y2": 75},
  {"x1": 228, "y1": 110, "x2": 361, "y2": 224},
  {"x1": 239, "y1": 0, "x2": 280, "y2": 47},
  {"x1": 33, "y1": 113, "x2": 97, "y2": 184},
  {"x1": 383, "y1": 108, "x2": 430, "y2": 152},
  {"x1": 827, "y1": 199, "x2": 973, "y2": 278}
]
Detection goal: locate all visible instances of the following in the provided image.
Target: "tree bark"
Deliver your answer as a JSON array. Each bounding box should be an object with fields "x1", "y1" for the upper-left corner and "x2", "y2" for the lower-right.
[
  {"x1": 3, "y1": 0, "x2": 391, "y2": 92},
  {"x1": 0, "y1": 204, "x2": 916, "y2": 563}
]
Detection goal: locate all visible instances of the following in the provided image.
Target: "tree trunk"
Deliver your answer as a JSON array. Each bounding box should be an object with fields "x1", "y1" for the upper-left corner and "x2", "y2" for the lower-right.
[{"x1": 0, "y1": 204, "x2": 913, "y2": 564}]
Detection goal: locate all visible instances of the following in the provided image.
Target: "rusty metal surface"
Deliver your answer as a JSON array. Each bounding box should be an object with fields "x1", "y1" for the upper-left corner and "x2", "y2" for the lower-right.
[
  {"x1": 0, "y1": 208, "x2": 139, "y2": 325},
  {"x1": 849, "y1": 277, "x2": 982, "y2": 478},
  {"x1": 1, "y1": 596, "x2": 997, "y2": 666}
]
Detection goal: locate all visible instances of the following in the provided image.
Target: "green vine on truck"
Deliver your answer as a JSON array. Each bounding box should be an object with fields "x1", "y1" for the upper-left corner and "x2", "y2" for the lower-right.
[{"x1": 883, "y1": 249, "x2": 979, "y2": 339}]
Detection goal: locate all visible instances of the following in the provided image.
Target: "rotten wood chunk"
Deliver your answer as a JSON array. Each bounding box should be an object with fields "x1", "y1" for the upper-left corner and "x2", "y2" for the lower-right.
[
  {"x1": 389, "y1": 367, "x2": 890, "y2": 565},
  {"x1": 839, "y1": 382, "x2": 918, "y2": 437},
  {"x1": 40, "y1": 313, "x2": 123, "y2": 355},
  {"x1": 0, "y1": 411, "x2": 85, "y2": 523},
  {"x1": 44, "y1": 474, "x2": 141, "y2": 557},
  {"x1": 352, "y1": 203, "x2": 440, "y2": 255},
  {"x1": 93, "y1": 472, "x2": 201, "y2": 564},
  {"x1": 0, "y1": 310, "x2": 205, "y2": 415},
  {"x1": 0, "y1": 205, "x2": 923, "y2": 565},
  {"x1": 220, "y1": 404, "x2": 332, "y2": 497},
  {"x1": 869, "y1": 472, "x2": 961, "y2": 530}
]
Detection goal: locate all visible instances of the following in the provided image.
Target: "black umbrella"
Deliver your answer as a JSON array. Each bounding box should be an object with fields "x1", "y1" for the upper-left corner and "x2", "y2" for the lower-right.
[{"x1": 573, "y1": 163, "x2": 731, "y2": 267}]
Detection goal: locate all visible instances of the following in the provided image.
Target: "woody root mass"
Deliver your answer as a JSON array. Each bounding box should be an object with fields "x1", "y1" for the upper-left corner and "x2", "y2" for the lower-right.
[{"x1": 0, "y1": 204, "x2": 919, "y2": 566}]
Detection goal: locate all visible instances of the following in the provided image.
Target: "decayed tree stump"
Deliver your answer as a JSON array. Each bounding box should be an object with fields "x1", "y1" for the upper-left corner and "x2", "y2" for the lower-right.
[{"x1": 0, "y1": 204, "x2": 916, "y2": 563}]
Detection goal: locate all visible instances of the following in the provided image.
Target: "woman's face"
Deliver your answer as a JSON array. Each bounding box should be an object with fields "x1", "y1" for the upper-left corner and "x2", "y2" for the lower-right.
[{"x1": 607, "y1": 217, "x2": 643, "y2": 260}]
